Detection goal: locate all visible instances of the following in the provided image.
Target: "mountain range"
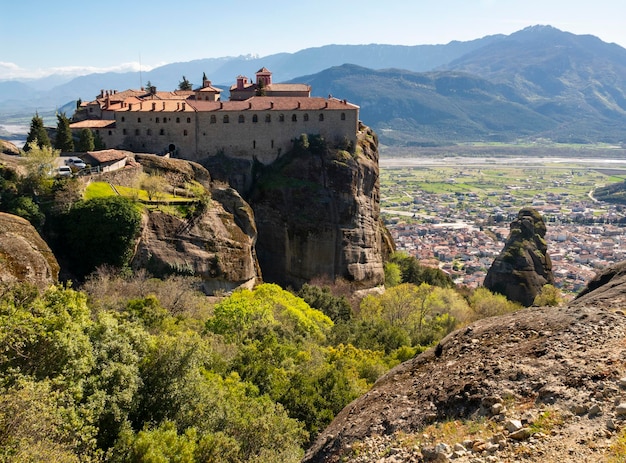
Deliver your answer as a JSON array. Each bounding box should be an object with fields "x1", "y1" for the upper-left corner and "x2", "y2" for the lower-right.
[{"x1": 3, "y1": 25, "x2": 626, "y2": 145}]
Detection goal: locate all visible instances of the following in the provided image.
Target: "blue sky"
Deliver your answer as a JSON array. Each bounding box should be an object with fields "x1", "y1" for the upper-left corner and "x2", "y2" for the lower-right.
[{"x1": 3, "y1": 0, "x2": 626, "y2": 80}]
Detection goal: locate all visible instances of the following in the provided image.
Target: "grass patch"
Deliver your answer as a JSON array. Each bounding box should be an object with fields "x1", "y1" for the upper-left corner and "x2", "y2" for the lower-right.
[
  {"x1": 608, "y1": 428, "x2": 626, "y2": 463},
  {"x1": 528, "y1": 409, "x2": 564, "y2": 435},
  {"x1": 84, "y1": 181, "x2": 116, "y2": 199}
]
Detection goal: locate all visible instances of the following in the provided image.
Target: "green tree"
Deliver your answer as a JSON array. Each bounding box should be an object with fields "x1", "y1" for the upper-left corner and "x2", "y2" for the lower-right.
[
  {"x1": 468, "y1": 287, "x2": 522, "y2": 321},
  {"x1": 384, "y1": 262, "x2": 402, "y2": 287},
  {"x1": 297, "y1": 283, "x2": 352, "y2": 322},
  {"x1": 20, "y1": 140, "x2": 59, "y2": 184},
  {"x1": 206, "y1": 284, "x2": 333, "y2": 344},
  {"x1": 533, "y1": 284, "x2": 563, "y2": 307},
  {"x1": 54, "y1": 113, "x2": 75, "y2": 152},
  {"x1": 76, "y1": 128, "x2": 95, "y2": 152},
  {"x1": 93, "y1": 130, "x2": 106, "y2": 150},
  {"x1": 389, "y1": 251, "x2": 454, "y2": 288},
  {"x1": 141, "y1": 173, "x2": 168, "y2": 201},
  {"x1": 24, "y1": 113, "x2": 51, "y2": 151},
  {"x1": 64, "y1": 196, "x2": 142, "y2": 278},
  {"x1": 178, "y1": 76, "x2": 192, "y2": 91}
]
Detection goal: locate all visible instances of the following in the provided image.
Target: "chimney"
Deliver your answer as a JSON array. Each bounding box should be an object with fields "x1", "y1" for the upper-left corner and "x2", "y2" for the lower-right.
[
  {"x1": 297, "y1": 101, "x2": 301, "y2": 109},
  {"x1": 129, "y1": 103, "x2": 133, "y2": 111},
  {"x1": 152, "y1": 102, "x2": 156, "y2": 111},
  {"x1": 182, "y1": 102, "x2": 186, "y2": 111},
  {"x1": 220, "y1": 102, "x2": 223, "y2": 109},
  {"x1": 177, "y1": 102, "x2": 180, "y2": 110},
  {"x1": 100, "y1": 89, "x2": 104, "y2": 98},
  {"x1": 162, "y1": 102, "x2": 165, "y2": 110},
  {"x1": 236, "y1": 75, "x2": 246, "y2": 90},
  {"x1": 324, "y1": 101, "x2": 328, "y2": 108},
  {"x1": 270, "y1": 101, "x2": 274, "y2": 109},
  {"x1": 248, "y1": 102, "x2": 252, "y2": 109}
]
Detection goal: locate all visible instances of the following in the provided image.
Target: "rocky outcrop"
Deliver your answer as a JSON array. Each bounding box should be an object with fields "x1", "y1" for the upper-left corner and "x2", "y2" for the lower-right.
[
  {"x1": 484, "y1": 207, "x2": 554, "y2": 306},
  {"x1": 303, "y1": 269, "x2": 626, "y2": 463},
  {"x1": 248, "y1": 125, "x2": 386, "y2": 290},
  {"x1": 130, "y1": 155, "x2": 260, "y2": 294},
  {"x1": 0, "y1": 212, "x2": 59, "y2": 289},
  {"x1": 571, "y1": 260, "x2": 626, "y2": 308}
]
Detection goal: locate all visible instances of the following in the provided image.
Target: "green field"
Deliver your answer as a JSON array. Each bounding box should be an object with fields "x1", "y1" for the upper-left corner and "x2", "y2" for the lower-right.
[{"x1": 380, "y1": 158, "x2": 626, "y2": 217}]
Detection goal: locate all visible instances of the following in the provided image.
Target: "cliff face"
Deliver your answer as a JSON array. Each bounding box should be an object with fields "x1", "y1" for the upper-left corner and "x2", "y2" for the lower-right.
[
  {"x1": 247, "y1": 125, "x2": 386, "y2": 289},
  {"x1": 304, "y1": 262, "x2": 626, "y2": 463},
  {"x1": 0, "y1": 212, "x2": 59, "y2": 289},
  {"x1": 484, "y1": 207, "x2": 554, "y2": 306},
  {"x1": 129, "y1": 155, "x2": 260, "y2": 294}
]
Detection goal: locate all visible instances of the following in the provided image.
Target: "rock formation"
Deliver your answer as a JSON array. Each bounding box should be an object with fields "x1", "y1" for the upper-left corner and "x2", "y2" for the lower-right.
[
  {"x1": 247, "y1": 125, "x2": 387, "y2": 290},
  {"x1": 127, "y1": 154, "x2": 260, "y2": 294},
  {"x1": 484, "y1": 207, "x2": 554, "y2": 306},
  {"x1": 0, "y1": 212, "x2": 59, "y2": 289},
  {"x1": 303, "y1": 262, "x2": 626, "y2": 463}
]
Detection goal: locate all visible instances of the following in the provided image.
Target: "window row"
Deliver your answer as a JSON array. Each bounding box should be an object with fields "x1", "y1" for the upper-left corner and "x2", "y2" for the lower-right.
[
  {"x1": 119, "y1": 116, "x2": 192, "y2": 123},
  {"x1": 210, "y1": 112, "x2": 347, "y2": 124},
  {"x1": 122, "y1": 128, "x2": 188, "y2": 136}
]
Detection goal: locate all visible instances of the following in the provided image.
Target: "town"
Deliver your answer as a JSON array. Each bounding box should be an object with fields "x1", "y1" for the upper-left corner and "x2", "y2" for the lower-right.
[{"x1": 379, "y1": 154, "x2": 626, "y2": 297}]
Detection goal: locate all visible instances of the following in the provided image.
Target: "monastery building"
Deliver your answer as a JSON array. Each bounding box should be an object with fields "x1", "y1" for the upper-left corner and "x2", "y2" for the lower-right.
[{"x1": 70, "y1": 68, "x2": 360, "y2": 164}]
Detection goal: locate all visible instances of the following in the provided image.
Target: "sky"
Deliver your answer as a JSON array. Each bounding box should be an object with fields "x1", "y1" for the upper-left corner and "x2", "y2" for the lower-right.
[{"x1": 3, "y1": 0, "x2": 626, "y2": 80}]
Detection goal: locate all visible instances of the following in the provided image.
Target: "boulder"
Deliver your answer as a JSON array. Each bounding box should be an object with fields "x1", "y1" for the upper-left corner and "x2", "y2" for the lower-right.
[{"x1": 0, "y1": 212, "x2": 59, "y2": 289}]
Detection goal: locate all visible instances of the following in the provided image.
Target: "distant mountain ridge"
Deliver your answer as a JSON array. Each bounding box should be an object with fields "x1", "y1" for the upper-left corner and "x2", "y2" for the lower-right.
[{"x1": 4, "y1": 25, "x2": 626, "y2": 145}]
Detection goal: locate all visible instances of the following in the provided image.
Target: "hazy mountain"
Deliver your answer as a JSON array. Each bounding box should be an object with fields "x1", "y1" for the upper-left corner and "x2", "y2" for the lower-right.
[
  {"x1": 4, "y1": 25, "x2": 626, "y2": 145},
  {"x1": 0, "y1": 36, "x2": 501, "y2": 117}
]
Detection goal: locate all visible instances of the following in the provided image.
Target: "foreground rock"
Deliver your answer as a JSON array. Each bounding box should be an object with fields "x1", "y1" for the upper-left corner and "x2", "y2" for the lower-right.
[
  {"x1": 484, "y1": 207, "x2": 554, "y2": 306},
  {"x1": 0, "y1": 212, "x2": 59, "y2": 289},
  {"x1": 304, "y1": 263, "x2": 626, "y2": 462}
]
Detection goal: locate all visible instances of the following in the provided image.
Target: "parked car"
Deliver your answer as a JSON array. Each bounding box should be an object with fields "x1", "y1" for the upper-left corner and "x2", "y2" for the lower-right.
[
  {"x1": 56, "y1": 166, "x2": 72, "y2": 177},
  {"x1": 65, "y1": 157, "x2": 86, "y2": 170}
]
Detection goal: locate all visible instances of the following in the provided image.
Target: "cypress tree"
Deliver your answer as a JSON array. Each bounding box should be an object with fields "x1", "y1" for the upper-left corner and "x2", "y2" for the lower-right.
[
  {"x1": 76, "y1": 128, "x2": 95, "y2": 152},
  {"x1": 54, "y1": 113, "x2": 74, "y2": 152},
  {"x1": 24, "y1": 113, "x2": 51, "y2": 151}
]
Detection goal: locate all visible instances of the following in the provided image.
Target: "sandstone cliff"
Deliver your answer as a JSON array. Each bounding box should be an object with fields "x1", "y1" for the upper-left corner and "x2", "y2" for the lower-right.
[
  {"x1": 247, "y1": 125, "x2": 386, "y2": 290},
  {"x1": 303, "y1": 261, "x2": 626, "y2": 463},
  {"x1": 127, "y1": 154, "x2": 260, "y2": 294},
  {"x1": 0, "y1": 212, "x2": 59, "y2": 289},
  {"x1": 484, "y1": 207, "x2": 554, "y2": 306}
]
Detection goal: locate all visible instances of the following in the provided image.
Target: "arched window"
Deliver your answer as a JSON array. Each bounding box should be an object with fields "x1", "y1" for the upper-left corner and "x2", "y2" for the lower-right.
[
  {"x1": 292, "y1": 114, "x2": 297, "y2": 122},
  {"x1": 184, "y1": 130, "x2": 188, "y2": 136},
  {"x1": 176, "y1": 117, "x2": 180, "y2": 123},
  {"x1": 147, "y1": 128, "x2": 152, "y2": 135},
  {"x1": 279, "y1": 114, "x2": 285, "y2": 122},
  {"x1": 253, "y1": 140, "x2": 256, "y2": 149},
  {"x1": 210, "y1": 115, "x2": 216, "y2": 123},
  {"x1": 137, "y1": 117, "x2": 141, "y2": 123},
  {"x1": 155, "y1": 117, "x2": 160, "y2": 123},
  {"x1": 121, "y1": 116, "x2": 125, "y2": 122},
  {"x1": 319, "y1": 114, "x2": 324, "y2": 121},
  {"x1": 135, "y1": 128, "x2": 140, "y2": 135},
  {"x1": 341, "y1": 112, "x2": 346, "y2": 120},
  {"x1": 223, "y1": 115, "x2": 229, "y2": 123},
  {"x1": 238, "y1": 115, "x2": 245, "y2": 123},
  {"x1": 252, "y1": 114, "x2": 258, "y2": 123},
  {"x1": 159, "y1": 129, "x2": 164, "y2": 135},
  {"x1": 265, "y1": 114, "x2": 271, "y2": 122},
  {"x1": 187, "y1": 117, "x2": 191, "y2": 123},
  {"x1": 303, "y1": 113, "x2": 309, "y2": 121}
]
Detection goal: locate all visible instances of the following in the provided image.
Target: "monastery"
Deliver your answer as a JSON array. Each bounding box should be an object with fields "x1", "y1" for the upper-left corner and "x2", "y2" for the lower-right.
[{"x1": 70, "y1": 68, "x2": 360, "y2": 164}]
